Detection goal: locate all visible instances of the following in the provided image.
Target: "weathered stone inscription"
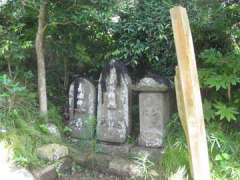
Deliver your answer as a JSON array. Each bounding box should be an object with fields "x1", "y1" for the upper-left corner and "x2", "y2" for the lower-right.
[
  {"x1": 136, "y1": 77, "x2": 171, "y2": 148},
  {"x1": 69, "y1": 78, "x2": 96, "y2": 139},
  {"x1": 96, "y1": 60, "x2": 132, "y2": 143}
]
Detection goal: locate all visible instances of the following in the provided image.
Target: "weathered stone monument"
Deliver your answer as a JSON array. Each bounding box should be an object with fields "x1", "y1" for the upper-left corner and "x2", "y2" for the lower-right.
[
  {"x1": 133, "y1": 77, "x2": 172, "y2": 148},
  {"x1": 69, "y1": 78, "x2": 96, "y2": 139},
  {"x1": 96, "y1": 60, "x2": 132, "y2": 143}
]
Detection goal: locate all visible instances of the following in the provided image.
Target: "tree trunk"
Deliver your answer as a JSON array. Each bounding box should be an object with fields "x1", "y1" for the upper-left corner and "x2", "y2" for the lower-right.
[{"x1": 35, "y1": 0, "x2": 48, "y2": 115}]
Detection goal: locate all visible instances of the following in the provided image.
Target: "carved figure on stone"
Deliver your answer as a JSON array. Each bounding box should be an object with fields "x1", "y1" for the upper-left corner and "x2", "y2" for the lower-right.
[
  {"x1": 107, "y1": 70, "x2": 117, "y2": 109},
  {"x1": 69, "y1": 78, "x2": 96, "y2": 139},
  {"x1": 76, "y1": 83, "x2": 86, "y2": 111},
  {"x1": 96, "y1": 60, "x2": 132, "y2": 143}
]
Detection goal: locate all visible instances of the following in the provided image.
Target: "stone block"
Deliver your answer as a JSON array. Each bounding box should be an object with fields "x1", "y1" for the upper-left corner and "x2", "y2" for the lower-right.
[
  {"x1": 56, "y1": 157, "x2": 73, "y2": 176},
  {"x1": 109, "y1": 158, "x2": 130, "y2": 176},
  {"x1": 33, "y1": 165, "x2": 57, "y2": 180},
  {"x1": 109, "y1": 157, "x2": 142, "y2": 177},
  {"x1": 97, "y1": 60, "x2": 132, "y2": 143},
  {"x1": 69, "y1": 78, "x2": 96, "y2": 139},
  {"x1": 96, "y1": 143, "x2": 133, "y2": 157},
  {"x1": 137, "y1": 77, "x2": 172, "y2": 148},
  {"x1": 46, "y1": 123, "x2": 61, "y2": 138},
  {"x1": 36, "y1": 144, "x2": 69, "y2": 161}
]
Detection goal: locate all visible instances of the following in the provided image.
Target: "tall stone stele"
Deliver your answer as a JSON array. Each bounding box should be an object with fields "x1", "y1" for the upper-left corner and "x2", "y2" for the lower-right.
[
  {"x1": 134, "y1": 77, "x2": 173, "y2": 148},
  {"x1": 69, "y1": 78, "x2": 96, "y2": 139},
  {"x1": 96, "y1": 60, "x2": 132, "y2": 143}
]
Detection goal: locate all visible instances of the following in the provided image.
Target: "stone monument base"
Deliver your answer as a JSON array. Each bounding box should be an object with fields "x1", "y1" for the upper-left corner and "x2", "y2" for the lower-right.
[
  {"x1": 96, "y1": 142, "x2": 163, "y2": 161},
  {"x1": 71, "y1": 142, "x2": 163, "y2": 179}
]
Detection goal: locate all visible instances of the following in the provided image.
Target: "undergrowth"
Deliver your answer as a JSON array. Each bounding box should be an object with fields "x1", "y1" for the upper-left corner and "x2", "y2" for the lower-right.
[
  {"x1": 1, "y1": 72, "x2": 240, "y2": 180},
  {"x1": 0, "y1": 74, "x2": 64, "y2": 169},
  {"x1": 160, "y1": 114, "x2": 240, "y2": 180},
  {"x1": 159, "y1": 114, "x2": 189, "y2": 179}
]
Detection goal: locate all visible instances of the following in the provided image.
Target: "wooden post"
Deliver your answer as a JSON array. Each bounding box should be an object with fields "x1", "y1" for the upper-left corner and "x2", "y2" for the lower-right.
[{"x1": 170, "y1": 6, "x2": 211, "y2": 180}]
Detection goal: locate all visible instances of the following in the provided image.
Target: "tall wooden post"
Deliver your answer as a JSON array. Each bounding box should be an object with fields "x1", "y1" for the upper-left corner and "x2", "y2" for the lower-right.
[{"x1": 170, "y1": 6, "x2": 211, "y2": 180}]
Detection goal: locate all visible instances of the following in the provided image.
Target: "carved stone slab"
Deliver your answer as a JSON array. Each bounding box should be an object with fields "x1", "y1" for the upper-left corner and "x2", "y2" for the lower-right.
[
  {"x1": 69, "y1": 78, "x2": 96, "y2": 139},
  {"x1": 138, "y1": 77, "x2": 171, "y2": 147},
  {"x1": 96, "y1": 61, "x2": 132, "y2": 143}
]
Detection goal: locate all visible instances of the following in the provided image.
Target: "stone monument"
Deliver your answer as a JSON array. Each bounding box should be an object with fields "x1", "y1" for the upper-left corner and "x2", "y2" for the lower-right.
[
  {"x1": 96, "y1": 60, "x2": 132, "y2": 143},
  {"x1": 69, "y1": 78, "x2": 96, "y2": 139},
  {"x1": 134, "y1": 77, "x2": 172, "y2": 147}
]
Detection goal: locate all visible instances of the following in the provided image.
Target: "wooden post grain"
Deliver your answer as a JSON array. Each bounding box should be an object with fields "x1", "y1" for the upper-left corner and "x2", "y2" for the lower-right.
[{"x1": 170, "y1": 6, "x2": 211, "y2": 180}]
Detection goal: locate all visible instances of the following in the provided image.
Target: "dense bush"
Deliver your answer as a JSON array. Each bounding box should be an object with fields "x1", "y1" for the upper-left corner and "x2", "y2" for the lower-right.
[
  {"x1": 161, "y1": 114, "x2": 240, "y2": 179},
  {"x1": 0, "y1": 74, "x2": 63, "y2": 168},
  {"x1": 110, "y1": 0, "x2": 175, "y2": 76}
]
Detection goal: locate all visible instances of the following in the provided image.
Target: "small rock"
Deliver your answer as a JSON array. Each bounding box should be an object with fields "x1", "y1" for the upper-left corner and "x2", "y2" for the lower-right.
[
  {"x1": 56, "y1": 157, "x2": 73, "y2": 176},
  {"x1": 47, "y1": 123, "x2": 61, "y2": 138},
  {"x1": 37, "y1": 144, "x2": 69, "y2": 161},
  {"x1": 32, "y1": 164, "x2": 57, "y2": 180},
  {"x1": 109, "y1": 157, "x2": 142, "y2": 177},
  {"x1": 149, "y1": 169, "x2": 159, "y2": 177},
  {"x1": 93, "y1": 154, "x2": 112, "y2": 171},
  {"x1": 128, "y1": 162, "x2": 142, "y2": 177}
]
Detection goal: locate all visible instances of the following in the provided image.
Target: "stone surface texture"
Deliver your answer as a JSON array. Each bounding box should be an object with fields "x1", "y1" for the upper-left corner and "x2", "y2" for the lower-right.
[
  {"x1": 36, "y1": 143, "x2": 69, "y2": 161},
  {"x1": 32, "y1": 164, "x2": 57, "y2": 180},
  {"x1": 68, "y1": 145, "x2": 162, "y2": 179},
  {"x1": 69, "y1": 78, "x2": 96, "y2": 139},
  {"x1": 96, "y1": 143, "x2": 132, "y2": 157},
  {"x1": 137, "y1": 77, "x2": 171, "y2": 147},
  {"x1": 96, "y1": 61, "x2": 132, "y2": 143},
  {"x1": 47, "y1": 123, "x2": 61, "y2": 138},
  {"x1": 62, "y1": 170, "x2": 124, "y2": 180},
  {"x1": 56, "y1": 157, "x2": 73, "y2": 177},
  {"x1": 133, "y1": 77, "x2": 169, "y2": 92}
]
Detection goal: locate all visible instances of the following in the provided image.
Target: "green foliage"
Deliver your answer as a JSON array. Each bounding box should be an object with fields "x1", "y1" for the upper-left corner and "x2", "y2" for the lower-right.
[
  {"x1": 161, "y1": 114, "x2": 240, "y2": 180},
  {"x1": 0, "y1": 74, "x2": 63, "y2": 168},
  {"x1": 214, "y1": 102, "x2": 238, "y2": 122},
  {"x1": 131, "y1": 153, "x2": 157, "y2": 180},
  {"x1": 168, "y1": 166, "x2": 188, "y2": 180},
  {"x1": 199, "y1": 48, "x2": 240, "y2": 123},
  {"x1": 80, "y1": 116, "x2": 97, "y2": 139},
  {"x1": 160, "y1": 114, "x2": 189, "y2": 179},
  {"x1": 110, "y1": 0, "x2": 176, "y2": 76},
  {"x1": 207, "y1": 124, "x2": 240, "y2": 180},
  {"x1": 199, "y1": 49, "x2": 240, "y2": 90},
  {"x1": 195, "y1": 12, "x2": 240, "y2": 173}
]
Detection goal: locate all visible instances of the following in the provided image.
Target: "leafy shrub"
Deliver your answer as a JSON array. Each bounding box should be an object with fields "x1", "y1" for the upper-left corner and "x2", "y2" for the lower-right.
[
  {"x1": 161, "y1": 115, "x2": 240, "y2": 179},
  {"x1": 0, "y1": 74, "x2": 63, "y2": 168},
  {"x1": 207, "y1": 124, "x2": 240, "y2": 179},
  {"x1": 160, "y1": 114, "x2": 189, "y2": 179},
  {"x1": 110, "y1": 0, "x2": 176, "y2": 76},
  {"x1": 199, "y1": 49, "x2": 240, "y2": 123}
]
